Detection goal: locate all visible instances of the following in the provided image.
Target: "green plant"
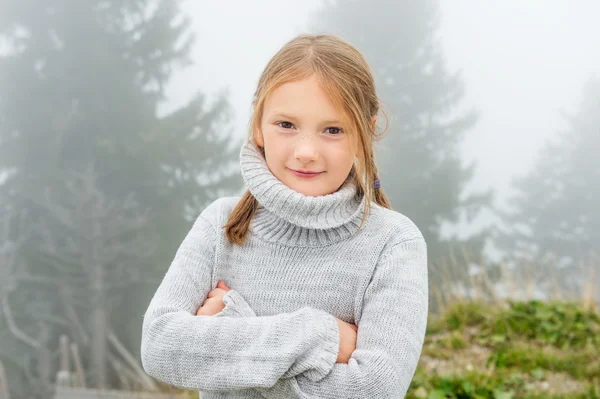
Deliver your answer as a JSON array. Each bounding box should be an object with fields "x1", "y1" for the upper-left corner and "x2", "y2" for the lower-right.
[{"x1": 476, "y1": 300, "x2": 600, "y2": 350}]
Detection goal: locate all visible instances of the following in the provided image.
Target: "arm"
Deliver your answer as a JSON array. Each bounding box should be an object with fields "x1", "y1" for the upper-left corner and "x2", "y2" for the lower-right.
[
  {"x1": 213, "y1": 291, "x2": 302, "y2": 398},
  {"x1": 140, "y1": 204, "x2": 340, "y2": 392},
  {"x1": 219, "y1": 236, "x2": 429, "y2": 399},
  {"x1": 289, "y1": 237, "x2": 429, "y2": 398},
  {"x1": 214, "y1": 291, "x2": 303, "y2": 398}
]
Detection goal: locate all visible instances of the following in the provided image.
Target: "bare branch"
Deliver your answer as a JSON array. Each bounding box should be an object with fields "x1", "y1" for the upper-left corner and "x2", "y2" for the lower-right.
[
  {"x1": 59, "y1": 286, "x2": 89, "y2": 345},
  {"x1": 0, "y1": 360, "x2": 11, "y2": 399},
  {"x1": 1, "y1": 294, "x2": 39, "y2": 349},
  {"x1": 108, "y1": 330, "x2": 158, "y2": 391},
  {"x1": 70, "y1": 343, "x2": 86, "y2": 388}
]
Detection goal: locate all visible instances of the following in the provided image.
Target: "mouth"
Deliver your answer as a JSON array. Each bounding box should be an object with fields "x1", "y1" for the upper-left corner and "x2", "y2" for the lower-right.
[{"x1": 289, "y1": 168, "x2": 324, "y2": 178}]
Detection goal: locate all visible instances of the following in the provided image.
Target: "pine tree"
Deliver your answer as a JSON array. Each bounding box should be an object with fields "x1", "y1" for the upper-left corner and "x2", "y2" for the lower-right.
[
  {"x1": 500, "y1": 78, "x2": 600, "y2": 297},
  {"x1": 0, "y1": 0, "x2": 241, "y2": 231},
  {"x1": 0, "y1": 0, "x2": 241, "y2": 393},
  {"x1": 309, "y1": 0, "x2": 491, "y2": 303}
]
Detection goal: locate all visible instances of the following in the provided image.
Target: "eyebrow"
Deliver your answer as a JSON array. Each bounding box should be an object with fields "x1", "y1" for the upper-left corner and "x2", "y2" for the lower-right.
[{"x1": 272, "y1": 113, "x2": 343, "y2": 126}]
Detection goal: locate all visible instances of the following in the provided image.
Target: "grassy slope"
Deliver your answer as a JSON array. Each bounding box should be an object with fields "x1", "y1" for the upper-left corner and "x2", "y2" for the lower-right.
[{"x1": 408, "y1": 300, "x2": 600, "y2": 399}]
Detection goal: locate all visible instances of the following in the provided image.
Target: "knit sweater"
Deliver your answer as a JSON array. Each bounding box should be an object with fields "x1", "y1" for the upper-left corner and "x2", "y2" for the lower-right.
[{"x1": 140, "y1": 139, "x2": 429, "y2": 398}]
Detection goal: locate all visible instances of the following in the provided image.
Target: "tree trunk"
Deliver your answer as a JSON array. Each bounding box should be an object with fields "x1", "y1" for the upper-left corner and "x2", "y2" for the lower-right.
[
  {"x1": 0, "y1": 360, "x2": 10, "y2": 399},
  {"x1": 92, "y1": 265, "x2": 108, "y2": 388},
  {"x1": 36, "y1": 322, "x2": 53, "y2": 399}
]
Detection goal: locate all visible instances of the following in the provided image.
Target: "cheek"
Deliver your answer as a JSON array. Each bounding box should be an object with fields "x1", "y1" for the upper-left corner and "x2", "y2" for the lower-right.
[
  {"x1": 262, "y1": 144, "x2": 287, "y2": 174},
  {"x1": 259, "y1": 124, "x2": 279, "y2": 146},
  {"x1": 341, "y1": 157, "x2": 355, "y2": 175},
  {"x1": 329, "y1": 146, "x2": 355, "y2": 168}
]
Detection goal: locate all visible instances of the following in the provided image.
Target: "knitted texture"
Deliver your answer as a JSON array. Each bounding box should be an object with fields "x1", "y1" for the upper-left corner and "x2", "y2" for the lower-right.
[{"x1": 141, "y1": 139, "x2": 429, "y2": 398}]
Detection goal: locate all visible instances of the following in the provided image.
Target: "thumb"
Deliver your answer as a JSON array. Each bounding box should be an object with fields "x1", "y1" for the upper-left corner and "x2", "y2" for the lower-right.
[{"x1": 217, "y1": 280, "x2": 230, "y2": 291}]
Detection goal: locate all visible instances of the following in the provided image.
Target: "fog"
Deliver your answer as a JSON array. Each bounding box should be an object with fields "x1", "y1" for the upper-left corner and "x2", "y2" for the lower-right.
[
  {"x1": 171, "y1": 1, "x2": 599, "y2": 203},
  {"x1": 0, "y1": 1, "x2": 598, "y2": 397}
]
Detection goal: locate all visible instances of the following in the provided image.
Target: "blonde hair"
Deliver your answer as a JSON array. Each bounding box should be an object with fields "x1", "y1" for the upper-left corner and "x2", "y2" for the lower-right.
[{"x1": 224, "y1": 33, "x2": 392, "y2": 245}]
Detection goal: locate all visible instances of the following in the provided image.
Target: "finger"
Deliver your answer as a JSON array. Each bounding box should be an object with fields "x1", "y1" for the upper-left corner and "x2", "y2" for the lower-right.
[
  {"x1": 197, "y1": 302, "x2": 224, "y2": 317},
  {"x1": 208, "y1": 288, "x2": 228, "y2": 298},
  {"x1": 203, "y1": 297, "x2": 219, "y2": 306},
  {"x1": 207, "y1": 288, "x2": 223, "y2": 298},
  {"x1": 198, "y1": 307, "x2": 218, "y2": 316},
  {"x1": 217, "y1": 280, "x2": 231, "y2": 292},
  {"x1": 196, "y1": 306, "x2": 208, "y2": 316}
]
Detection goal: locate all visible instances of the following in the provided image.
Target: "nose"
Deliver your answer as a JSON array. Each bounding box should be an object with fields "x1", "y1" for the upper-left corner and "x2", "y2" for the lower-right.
[{"x1": 294, "y1": 136, "x2": 320, "y2": 163}]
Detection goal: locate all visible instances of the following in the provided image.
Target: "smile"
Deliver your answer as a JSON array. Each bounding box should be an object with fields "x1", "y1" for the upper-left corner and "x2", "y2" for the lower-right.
[{"x1": 289, "y1": 168, "x2": 324, "y2": 178}]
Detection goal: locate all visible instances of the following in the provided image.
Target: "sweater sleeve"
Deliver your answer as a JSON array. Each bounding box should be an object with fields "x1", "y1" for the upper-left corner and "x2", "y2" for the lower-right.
[
  {"x1": 292, "y1": 237, "x2": 428, "y2": 398},
  {"x1": 214, "y1": 290, "x2": 301, "y2": 398},
  {"x1": 220, "y1": 236, "x2": 429, "y2": 399},
  {"x1": 140, "y1": 207, "x2": 340, "y2": 392}
]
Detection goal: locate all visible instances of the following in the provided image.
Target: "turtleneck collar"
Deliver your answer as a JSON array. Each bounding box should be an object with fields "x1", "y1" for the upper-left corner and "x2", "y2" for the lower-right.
[{"x1": 239, "y1": 139, "x2": 366, "y2": 247}]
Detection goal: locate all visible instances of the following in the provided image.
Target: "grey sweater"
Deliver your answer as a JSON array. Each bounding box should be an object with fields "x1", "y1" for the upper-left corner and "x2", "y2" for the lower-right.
[{"x1": 140, "y1": 139, "x2": 429, "y2": 398}]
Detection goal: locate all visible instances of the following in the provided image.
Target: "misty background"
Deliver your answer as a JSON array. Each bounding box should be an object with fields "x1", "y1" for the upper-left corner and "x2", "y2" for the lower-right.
[{"x1": 0, "y1": 1, "x2": 598, "y2": 397}]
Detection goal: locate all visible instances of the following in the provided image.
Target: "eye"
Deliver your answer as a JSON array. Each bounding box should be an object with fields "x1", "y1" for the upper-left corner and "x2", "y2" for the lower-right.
[
  {"x1": 325, "y1": 127, "x2": 343, "y2": 135},
  {"x1": 277, "y1": 121, "x2": 295, "y2": 129}
]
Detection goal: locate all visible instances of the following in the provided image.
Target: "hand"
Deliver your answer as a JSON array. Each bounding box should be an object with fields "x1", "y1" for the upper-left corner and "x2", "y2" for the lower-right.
[
  {"x1": 196, "y1": 280, "x2": 231, "y2": 316},
  {"x1": 335, "y1": 318, "x2": 358, "y2": 364}
]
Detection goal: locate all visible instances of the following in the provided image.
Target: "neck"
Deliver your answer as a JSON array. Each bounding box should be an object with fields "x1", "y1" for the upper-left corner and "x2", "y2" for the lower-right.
[{"x1": 239, "y1": 139, "x2": 367, "y2": 247}]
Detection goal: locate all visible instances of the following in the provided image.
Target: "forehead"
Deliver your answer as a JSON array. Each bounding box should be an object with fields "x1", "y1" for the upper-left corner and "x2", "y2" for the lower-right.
[{"x1": 263, "y1": 77, "x2": 344, "y2": 121}]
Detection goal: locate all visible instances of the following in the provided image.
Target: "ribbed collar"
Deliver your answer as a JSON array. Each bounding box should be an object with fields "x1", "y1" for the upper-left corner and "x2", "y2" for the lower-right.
[{"x1": 239, "y1": 139, "x2": 366, "y2": 247}]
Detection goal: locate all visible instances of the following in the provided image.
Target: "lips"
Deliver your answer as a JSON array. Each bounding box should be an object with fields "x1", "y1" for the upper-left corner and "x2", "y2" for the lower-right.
[
  {"x1": 292, "y1": 169, "x2": 322, "y2": 174},
  {"x1": 289, "y1": 168, "x2": 324, "y2": 178}
]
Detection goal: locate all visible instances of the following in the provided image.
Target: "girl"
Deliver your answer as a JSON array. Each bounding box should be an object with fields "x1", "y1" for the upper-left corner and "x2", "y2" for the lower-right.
[{"x1": 141, "y1": 34, "x2": 428, "y2": 399}]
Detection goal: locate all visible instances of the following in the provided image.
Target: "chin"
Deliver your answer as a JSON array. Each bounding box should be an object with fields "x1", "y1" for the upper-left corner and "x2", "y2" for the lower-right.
[{"x1": 294, "y1": 184, "x2": 332, "y2": 197}]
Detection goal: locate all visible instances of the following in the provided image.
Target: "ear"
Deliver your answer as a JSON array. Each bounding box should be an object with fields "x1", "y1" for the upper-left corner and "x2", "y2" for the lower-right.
[
  {"x1": 253, "y1": 129, "x2": 264, "y2": 148},
  {"x1": 370, "y1": 116, "x2": 377, "y2": 132}
]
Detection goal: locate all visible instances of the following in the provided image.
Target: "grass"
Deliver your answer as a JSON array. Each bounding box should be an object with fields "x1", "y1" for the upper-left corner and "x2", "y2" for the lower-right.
[{"x1": 409, "y1": 299, "x2": 600, "y2": 398}]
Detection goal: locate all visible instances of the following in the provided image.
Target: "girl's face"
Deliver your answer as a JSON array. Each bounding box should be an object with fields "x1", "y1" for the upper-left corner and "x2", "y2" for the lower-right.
[{"x1": 256, "y1": 76, "x2": 358, "y2": 197}]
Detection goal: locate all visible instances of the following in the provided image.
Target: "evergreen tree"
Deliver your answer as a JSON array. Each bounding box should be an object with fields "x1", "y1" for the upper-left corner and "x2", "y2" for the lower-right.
[
  {"x1": 0, "y1": 0, "x2": 241, "y2": 393},
  {"x1": 309, "y1": 0, "x2": 491, "y2": 304},
  {"x1": 499, "y1": 78, "x2": 600, "y2": 297}
]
